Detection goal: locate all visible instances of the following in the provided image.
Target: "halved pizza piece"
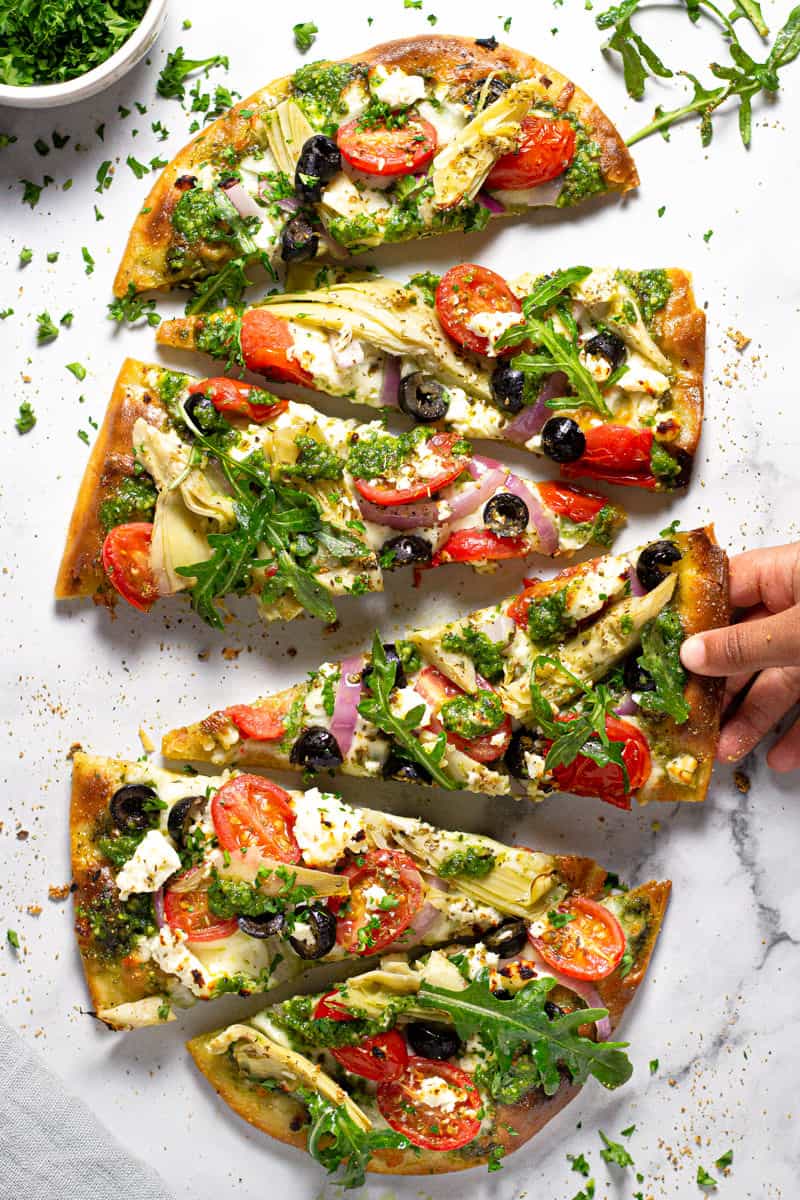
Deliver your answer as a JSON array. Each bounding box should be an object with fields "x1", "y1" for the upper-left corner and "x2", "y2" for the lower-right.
[
  {"x1": 114, "y1": 35, "x2": 637, "y2": 299},
  {"x1": 157, "y1": 263, "x2": 705, "y2": 491},
  {"x1": 163, "y1": 527, "x2": 729, "y2": 805},
  {"x1": 54, "y1": 358, "x2": 624, "y2": 627},
  {"x1": 188, "y1": 871, "x2": 669, "y2": 1182},
  {"x1": 72, "y1": 749, "x2": 628, "y2": 1031}
]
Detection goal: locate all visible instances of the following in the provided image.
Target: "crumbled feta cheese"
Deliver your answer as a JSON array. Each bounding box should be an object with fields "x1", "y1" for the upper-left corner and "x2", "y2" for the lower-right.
[
  {"x1": 363, "y1": 884, "x2": 390, "y2": 911},
  {"x1": 461, "y1": 941, "x2": 500, "y2": 981},
  {"x1": 290, "y1": 921, "x2": 316, "y2": 948},
  {"x1": 390, "y1": 686, "x2": 431, "y2": 727},
  {"x1": 137, "y1": 927, "x2": 211, "y2": 997},
  {"x1": 523, "y1": 751, "x2": 546, "y2": 782},
  {"x1": 565, "y1": 556, "x2": 630, "y2": 622},
  {"x1": 582, "y1": 349, "x2": 613, "y2": 383},
  {"x1": 465, "y1": 309, "x2": 525, "y2": 356},
  {"x1": 415, "y1": 1074, "x2": 465, "y2": 1112},
  {"x1": 115, "y1": 831, "x2": 181, "y2": 900},
  {"x1": 615, "y1": 355, "x2": 670, "y2": 396},
  {"x1": 370, "y1": 65, "x2": 427, "y2": 108},
  {"x1": 290, "y1": 788, "x2": 365, "y2": 867},
  {"x1": 329, "y1": 326, "x2": 365, "y2": 370},
  {"x1": 666, "y1": 754, "x2": 698, "y2": 786},
  {"x1": 417, "y1": 98, "x2": 468, "y2": 146}
]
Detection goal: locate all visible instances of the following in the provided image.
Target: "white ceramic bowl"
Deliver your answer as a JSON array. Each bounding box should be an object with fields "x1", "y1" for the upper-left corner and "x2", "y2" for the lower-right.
[{"x1": 0, "y1": 0, "x2": 169, "y2": 108}]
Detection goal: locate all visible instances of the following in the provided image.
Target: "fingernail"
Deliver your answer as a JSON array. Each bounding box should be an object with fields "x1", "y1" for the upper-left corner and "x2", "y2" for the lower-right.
[{"x1": 680, "y1": 635, "x2": 706, "y2": 672}]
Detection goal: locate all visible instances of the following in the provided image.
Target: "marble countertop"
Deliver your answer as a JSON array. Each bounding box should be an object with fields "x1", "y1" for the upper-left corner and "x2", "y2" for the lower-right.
[{"x1": 1, "y1": 0, "x2": 799, "y2": 1196}]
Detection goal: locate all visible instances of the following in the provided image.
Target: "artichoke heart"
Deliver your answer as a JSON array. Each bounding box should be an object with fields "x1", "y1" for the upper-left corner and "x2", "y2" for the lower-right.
[
  {"x1": 574, "y1": 269, "x2": 672, "y2": 374},
  {"x1": 431, "y1": 78, "x2": 541, "y2": 210},
  {"x1": 133, "y1": 418, "x2": 236, "y2": 528},
  {"x1": 263, "y1": 98, "x2": 316, "y2": 178},
  {"x1": 150, "y1": 490, "x2": 214, "y2": 595}
]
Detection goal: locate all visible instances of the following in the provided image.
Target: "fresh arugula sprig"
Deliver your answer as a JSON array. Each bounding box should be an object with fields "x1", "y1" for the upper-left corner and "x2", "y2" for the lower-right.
[
  {"x1": 597, "y1": 0, "x2": 800, "y2": 148},
  {"x1": 357, "y1": 636, "x2": 461, "y2": 790},
  {"x1": 496, "y1": 268, "x2": 612, "y2": 419},
  {"x1": 156, "y1": 48, "x2": 230, "y2": 101},
  {"x1": 300, "y1": 1090, "x2": 408, "y2": 1189},
  {"x1": 529, "y1": 656, "x2": 631, "y2": 792},
  {"x1": 417, "y1": 974, "x2": 633, "y2": 1099}
]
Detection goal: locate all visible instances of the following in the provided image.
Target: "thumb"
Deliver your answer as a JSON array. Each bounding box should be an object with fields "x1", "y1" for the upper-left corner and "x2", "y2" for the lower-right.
[{"x1": 681, "y1": 606, "x2": 800, "y2": 677}]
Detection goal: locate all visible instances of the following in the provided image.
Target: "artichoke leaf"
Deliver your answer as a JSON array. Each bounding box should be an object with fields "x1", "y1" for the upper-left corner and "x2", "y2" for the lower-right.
[
  {"x1": 150, "y1": 490, "x2": 213, "y2": 595},
  {"x1": 133, "y1": 418, "x2": 236, "y2": 528},
  {"x1": 573, "y1": 269, "x2": 672, "y2": 374},
  {"x1": 264, "y1": 98, "x2": 316, "y2": 178}
]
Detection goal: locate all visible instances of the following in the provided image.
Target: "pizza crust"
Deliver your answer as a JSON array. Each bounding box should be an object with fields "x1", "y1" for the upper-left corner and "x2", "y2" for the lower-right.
[{"x1": 114, "y1": 35, "x2": 638, "y2": 297}]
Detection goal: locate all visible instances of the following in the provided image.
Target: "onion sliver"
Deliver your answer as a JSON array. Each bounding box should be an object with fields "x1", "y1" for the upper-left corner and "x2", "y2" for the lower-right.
[
  {"x1": 504, "y1": 473, "x2": 558, "y2": 556},
  {"x1": 628, "y1": 562, "x2": 646, "y2": 597},
  {"x1": 330, "y1": 655, "x2": 363, "y2": 757},
  {"x1": 476, "y1": 189, "x2": 506, "y2": 213},
  {"x1": 380, "y1": 356, "x2": 402, "y2": 407},
  {"x1": 225, "y1": 181, "x2": 264, "y2": 221},
  {"x1": 524, "y1": 946, "x2": 612, "y2": 1040},
  {"x1": 504, "y1": 372, "x2": 569, "y2": 443},
  {"x1": 154, "y1": 886, "x2": 166, "y2": 929},
  {"x1": 356, "y1": 467, "x2": 505, "y2": 530}
]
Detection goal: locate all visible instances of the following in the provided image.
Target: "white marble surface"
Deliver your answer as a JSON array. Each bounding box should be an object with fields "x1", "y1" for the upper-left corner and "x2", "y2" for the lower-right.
[{"x1": 1, "y1": 1, "x2": 799, "y2": 1196}]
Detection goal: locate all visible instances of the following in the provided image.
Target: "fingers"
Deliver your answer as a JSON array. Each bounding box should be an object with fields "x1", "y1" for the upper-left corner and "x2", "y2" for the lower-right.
[
  {"x1": 717, "y1": 665, "x2": 800, "y2": 763},
  {"x1": 681, "y1": 606, "x2": 800, "y2": 677},
  {"x1": 727, "y1": 542, "x2": 800, "y2": 611},
  {"x1": 719, "y1": 606, "x2": 769, "y2": 708},
  {"x1": 767, "y1": 717, "x2": 800, "y2": 773}
]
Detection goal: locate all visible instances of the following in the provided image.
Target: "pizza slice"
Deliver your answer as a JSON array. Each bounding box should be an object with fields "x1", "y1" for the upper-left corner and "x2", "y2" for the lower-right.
[
  {"x1": 54, "y1": 358, "x2": 624, "y2": 626},
  {"x1": 72, "y1": 749, "x2": 642, "y2": 1032},
  {"x1": 163, "y1": 527, "x2": 729, "y2": 806},
  {"x1": 114, "y1": 35, "x2": 637, "y2": 300},
  {"x1": 157, "y1": 263, "x2": 705, "y2": 491},
  {"x1": 188, "y1": 871, "x2": 668, "y2": 1182}
]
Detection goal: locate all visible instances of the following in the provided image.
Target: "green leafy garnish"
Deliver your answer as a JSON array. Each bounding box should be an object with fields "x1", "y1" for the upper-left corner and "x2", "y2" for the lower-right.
[
  {"x1": 697, "y1": 1165, "x2": 718, "y2": 1189},
  {"x1": 300, "y1": 1090, "x2": 408, "y2": 1190},
  {"x1": 293, "y1": 21, "x2": 319, "y2": 52},
  {"x1": 15, "y1": 401, "x2": 36, "y2": 435},
  {"x1": 715, "y1": 1149, "x2": 733, "y2": 1170},
  {"x1": 407, "y1": 270, "x2": 441, "y2": 306},
  {"x1": 156, "y1": 48, "x2": 230, "y2": 101},
  {"x1": 66, "y1": 362, "x2": 87, "y2": 381},
  {"x1": 440, "y1": 690, "x2": 505, "y2": 740},
  {"x1": 185, "y1": 258, "x2": 254, "y2": 315},
  {"x1": 6, "y1": 929, "x2": 20, "y2": 950},
  {"x1": 207, "y1": 866, "x2": 315, "y2": 919},
  {"x1": 649, "y1": 1057, "x2": 659, "y2": 1073},
  {"x1": 439, "y1": 846, "x2": 497, "y2": 878},
  {"x1": 107, "y1": 283, "x2": 161, "y2": 327},
  {"x1": 569, "y1": 1152, "x2": 591, "y2": 1176},
  {"x1": 599, "y1": 1130, "x2": 634, "y2": 1167},
  {"x1": 441, "y1": 624, "x2": 506, "y2": 683},
  {"x1": 357, "y1": 635, "x2": 460, "y2": 790},
  {"x1": 547, "y1": 908, "x2": 577, "y2": 928},
  {"x1": 526, "y1": 588, "x2": 574, "y2": 645},
  {"x1": 36, "y1": 311, "x2": 59, "y2": 344},
  {"x1": 0, "y1": 0, "x2": 149, "y2": 86},
  {"x1": 635, "y1": 609, "x2": 690, "y2": 723}
]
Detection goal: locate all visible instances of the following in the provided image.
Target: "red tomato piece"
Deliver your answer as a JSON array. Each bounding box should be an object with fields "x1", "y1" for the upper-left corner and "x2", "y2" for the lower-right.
[
  {"x1": 485, "y1": 115, "x2": 576, "y2": 191},
  {"x1": 435, "y1": 528, "x2": 528, "y2": 564},
  {"x1": 546, "y1": 715, "x2": 651, "y2": 809},
  {"x1": 377, "y1": 1057, "x2": 482, "y2": 1151},
  {"x1": 187, "y1": 376, "x2": 288, "y2": 424},
  {"x1": 413, "y1": 667, "x2": 512, "y2": 763},
  {"x1": 224, "y1": 704, "x2": 287, "y2": 742},
  {"x1": 163, "y1": 881, "x2": 238, "y2": 944},
  {"x1": 211, "y1": 774, "x2": 300, "y2": 861},
  {"x1": 332, "y1": 1029, "x2": 408, "y2": 1083},
  {"x1": 101, "y1": 522, "x2": 159, "y2": 613},
  {"x1": 313, "y1": 991, "x2": 354, "y2": 1022},
  {"x1": 537, "y1": 480, "x2": 608, "y2": 524},
  {"x1": 353, "y1": 433, "x2": 470, "y2": 506},
  {"x1": 337, "y1": 114, "x2": 438, "y2": 176},
  {"x1": 560, "y1": 426, "x2": 657, "y2": 489},
  {"x1": 240, "y1": 309, "x2": 314, "y2": 386},
  {"x1": 530, "y1": 895, "x2": 626, "y2": 980},
  {"x1": 435, "y1": 263, "x2": 521, "y2": 356},
  {"x1": 335, "y1": 849, "x2": 424, "y2": 956}
]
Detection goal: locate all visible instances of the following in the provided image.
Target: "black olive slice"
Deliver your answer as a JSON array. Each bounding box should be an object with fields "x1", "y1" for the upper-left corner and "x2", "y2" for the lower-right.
[
  {"x1": 584, "y1": 330, "x2": 627, "y2": 370},
  {"x1": 504, "y1": 728, "x2": 539, "y2": 780},
  {"x1": 381, "y1": 535, "x2": 432, "y2": 568},
  {"x1": 110, "y1": 784, "x2": 159, "y2": 832},
  {"x1": 288, "y1": 906, "x2": 337, "y2": 960},
  {"x1": 484, "y1": 918, "x2": 528, "y2": 958},
  {"x1": 294, "y1": 135, "x2": 342, "y2": 203},
  {"x1": 280, "y1": 213, "x2": 319, "y2": 263},
  {"x1": 465, "y1": 75, "x2": 510, "y2": 111},
  {"x1": 406, "y1": 1020, "x2": 462, "y2": 1060},
  {"x1": 541, "y1": 417, "x2": 586, "y2": 464},
  {"x1": 622, "y1": 656, "x2": 655, "y2": 694},
  {"x1": 490, "y1": 364, "x2": 525, "y2": 414},
  {"x1": 635, "y1": 540, "x2": 682, "y2": 592},
  {"x1": 238, "y1": 912, "x2": 286, "y2": 939},
  {"x1": 483, "y1": 492, "x2": 529, "y2": 537},
  {"x1": 398, "y1": 372, "x2": 449, "y2": 422},
  {"x1": 362, "y1": 643, "x2": 406, "y2": 690},
  {"x1": 167, "y1": 795, "x2": 206, "y2": 846},
  {"x1": 382, "y1": 752, "x2": 431, "y2": 785},
  {"x1": 475, "y1": 35, "x2": 499, "y2": 49},
  {"x1": 290, "y1": 726, "x2": 343, "y2": 771}
]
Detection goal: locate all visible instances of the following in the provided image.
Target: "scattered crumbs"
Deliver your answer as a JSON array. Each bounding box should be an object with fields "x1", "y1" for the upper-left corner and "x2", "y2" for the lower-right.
[
  {"x1": 27, "y1": 905, "x2": 42, "y2": 917},
  {"x1": 16, "y1": 829, "x2": 29, "y2": 841},
  {"x1": 138, "y1": 727, "x2": 155, "y2": 753},
  {"x1": 222, "y1": 646, "x2": 241, "y2": 660},
  {"x1": 287, "y1": 646, "x2": 298, "y2": 657},
  {"x1": 197, "y1": 649, "x2": 210, "y2": 662},
  {"x1": 48, "y1": 884, "x2": 71, "y2": 902},
  {"x1": 727, "y1": 328, "x2": 751, "y2": 352}
]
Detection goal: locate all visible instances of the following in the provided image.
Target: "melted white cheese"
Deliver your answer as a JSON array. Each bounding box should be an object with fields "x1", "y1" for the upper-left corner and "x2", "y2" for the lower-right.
[
  {"x1": 290, "y1": 788, "x2": 365, "y2": 867},
  {"x1": 370, "y1": 65, "x2": 427, "y2": 108},
  {"x1": 116, "y1": 831, "x2": 181, "y2": 900},
  {"x1": 465, "y1": 309, "x2": 524, "y2": 356}
]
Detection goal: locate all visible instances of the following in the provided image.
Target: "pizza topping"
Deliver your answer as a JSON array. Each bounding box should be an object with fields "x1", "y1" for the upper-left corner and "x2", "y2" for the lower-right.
[
  {"x1": 211, "y1": 775, "x2": 301, "y2": 862},
  {"x1": 337, "y1": 113, "x2": 438, "y2": 177},
  {"x1": 115, "y1": 830, "x2": 181, "y2": 901},
  {"x1": 240, "y1": 308, "x2": 314, "y2": 385},
  {"x1": 101, "y1": 522, "x2": 159, "y2": 612},
  {"x1": 287, "y1": 906, "x2": 338, "y2": 960},
  {"x1": 281, "y1": 212, "x2": 319, "y2": 262},
  {"x1": 352, "y1": 432, "x2": 471, "y2": 507},
  {"x1": 636, "y1": 539, "x2": 682, "y2": 592},
  {"x1": 435, "y1": 264, "x2": 522, "y2": 356},
  {"x1": 486, "y1": 115, "x2": 577, "y2": 191},
  {"x1": 547, "y1": 715, "x2": 651, "y2": 808},
  {"x1": 483, "y1": 492, "x2": 529, "y2": 537},
  {"x1": 529, "y1": 896, "x2": 626, "y2": 980},
  {"x1": 331, "y1": 1029, "x2": 409, "y2": 1082},
  {"x1": 377, "y1": 1057, "x2": 481, "y2": 1151},
  {"x1": 414, "y1": 667, "x2": 512, "y2": 763},
  {"x1": 335, "y1": 849, "x2": 424, "y2": 955},
  {"x1": 290, "y1": 788, "x2": 365, "y2": 869},
  {"x1": 584, "y1": 329, "x2": 627, "y2": 372},
  {"x1": 369, "y1": 65, "x2": 427, "y2": 109},
  {"x1": 290, "y1": 727, "x2": 345, "y2": 772},
  {"x1": 490, "y1": 362, "x2": 526, "y2": 413},
  {"x1": 186, "y1": 377, "x2": 287, "y2": 424},
  {"x1": 110, "y1": 783, "x2": 160, "y2": 832},
  {"x1": 225, "y1": 704, "x2": 287, "y2": 742},
  {"x1": 541, "y1": 416, "x2": 586, "y2": 464},
  {"x1": 163, "y1": 882, "x2": 239, "y2": 944},
  {"x1": 294, "y1": 134, "x2": 342, "y2": 203},
  {"x1": 560, "y1": 425, "x2": 656, "y2": 487},
  {"x1": 398, "y1": 372, "x2": 449, "y2": 423}
]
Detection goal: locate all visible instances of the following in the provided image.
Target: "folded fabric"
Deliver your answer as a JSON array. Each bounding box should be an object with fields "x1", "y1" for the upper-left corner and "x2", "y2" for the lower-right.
[{"x1": 0, "y1": 1014, "x2": 173, "y2": 1200}]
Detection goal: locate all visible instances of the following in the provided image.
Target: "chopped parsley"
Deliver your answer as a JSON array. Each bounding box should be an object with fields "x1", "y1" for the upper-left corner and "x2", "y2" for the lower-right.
[
  {"x1": 107, "y1": 283, "x2": 161, "y2": 327},
  {"x1": 66, "y1": 362, "x2": 87, "y2": 381},
  {"x1": 696, "y1": 1165, "x2": 718, "y2": 1189},
  {"x1": 19, "y1": 246, "x2": 32, "y2": 266},
  {"x1": 293, "y1": 21, "x2": 319, "y2": 52},
  {"x1": 0, "y1": 0, "x2": 149, "y2": 86},
  {"x1": 156, "y1": 48, "x2": 229, "y2": 102},
  {"x1": 6, "y1": 929, "x2": 20, "y2": 950},
  {"x1": 15, "y1": 401, "x2": 36, "y2": 435},
  {"x1": 81, "y1": 247, "x2": 95, "y2": 276},
  {"x1": 36, "y1": 311, "x2": 59, "y2": 344},
  {"x1": 599, "y1": 1131, "x2": 634, "y2": 1168}
]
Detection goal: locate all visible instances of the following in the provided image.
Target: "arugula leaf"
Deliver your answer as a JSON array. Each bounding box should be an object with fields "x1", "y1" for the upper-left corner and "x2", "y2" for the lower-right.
[
  {"x1": 697, "y1": 1165, "x2": 718, "y2": 1188},
  {"x1": 301, "y1": 1090, "x2": 408, "y2": 1189},
  {"x1": 185, "y1": 258, "x2": 253, "y2": 315},
  {"x1": 156, "y1": 48, "x2": 229, "y2": 101},
  {"x1": 521, "y1": 266, "x2": 593, "y2": 316},
  {"x1": 599, "y1": 1130, "x2": 634, "y2": 1167},
  {"x1": 357, "y1": 635, "x2": 460, "y2": 790},
  {"x1": 417, "y1": 975, "x2": 633, "y2": 1099},
  {"x1": 635, "y1": 609, "x2": 690, "y2": 723}
]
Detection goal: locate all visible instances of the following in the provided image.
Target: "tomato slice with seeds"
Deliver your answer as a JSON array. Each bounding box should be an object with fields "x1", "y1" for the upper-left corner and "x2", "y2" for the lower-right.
[
  {"x1": 560, "y1": 425, "x2": 657, "y2": 489},
  {"x1": 435, "y1": 263, "x2": 521, "y2": 356},
  {"x1": 337, "y1": 114, "x2": 438, "y2": 176},
  {"x1": 485, "y1": 115, "x2": 576, "y2": 191},
  {"x1": 434, "y1": 528, "x2": 528, "y2": 565},
  {"x1": 313, "y1": 991, "x2": 354, "y2": 1021},
  {"x1": 187, "y1": 377, "x2": 288, "y2": 424},
  {"x1": 377, "y1": 1057, "x2": 482, "y2": 1152},
  {"x1": 332, "y1": 1029, "x2": 408, "y2": 1083},
  {"x1": 354, "y1": 433, "x2": 470, "y2": 506},
  {"x1": 530, "y1": 895, "x2": 626, "y2": 980},
  {"x1": 413, "y1": 666, "x2": 512, "y2": 764},
  {"x1": 211, "y1": 774, "x2": 300, "y2": 862},
  {"x1": 101, "y1": 522, "x2": 159, "y2": 612},
  {"x1": 163, "y1": 881, "x2": 238, "y2": 944},
  {"x1": 537, "y1": 481, "x2": 608, "y2": 525},
  {"x1": 224, "y1": 703, "x2": 287, "y2": 742},
  {"x1": 334, "y1": 849, "x2": 423, "y2": 956},
  {"x1": 240, "y1": 309, "x2": 314, "y2": 386},
  {"x1": 546, "y1": 715, "x2": 651, "y2": 809}
]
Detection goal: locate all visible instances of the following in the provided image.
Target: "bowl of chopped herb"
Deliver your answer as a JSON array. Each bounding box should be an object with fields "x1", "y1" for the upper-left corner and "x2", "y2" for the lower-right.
[{"x1": 0, "y1": 0, "x2": 168, "y2": 107}]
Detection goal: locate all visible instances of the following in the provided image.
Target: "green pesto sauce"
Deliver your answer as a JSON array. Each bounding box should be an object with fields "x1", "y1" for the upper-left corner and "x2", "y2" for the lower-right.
[
  {"x1": 441, "y1": 625, "x2": 506, "y2": 684},
  {"x1": 526, "y1": 588, "x2": 574, "y2": 645},
  {"x1": 195, "y1": 313, "x2": 244, "y2": 369},
  {"x1": 81, "y1": 891, "x2": 157, "y2": 963},
  {"x1": 326, "y1": 213, "x2": 380, "y2": 251},
  {"x1": 207, "y1": 871, "x2": 317, "y2": 919},
  {"x1": 396, "y1": 639, "x2": 422, "y2": 676},
  {"x1": 650, "y1": 439, "x2": 682, "y2": 485},
  {"x1": 281, "y1": 435, "x2": 344, "y2": 482},
  {"x1": 98, "y1": 474, "x2": 157, "y2": 533},
  {"x1": 172, "y1": 188, "x2": 237, "y2": 245},
  {"x1": 439, "y1": 845, "x2": 497, "y2": 879},
  {"x1": 440, "y1": 690, "x2": 505, "y2": 740},
  {"x1": 277, "y1": 991, "x2": 409, "y2": 1050},
  {"x1": 291, "y1": 61, "x2": 361, "y2": 134},
  {"x1": 619, "y1": 268, "x2": 673, "y2": 327},
  {"x1": 561, "y1": 503, "x2": 618, "y2": 550},
  {"x1": 553, "y1": 112, "x2": 606, "y2": 208},
  {"x1": 345, "y1": 426, "x2": 428, "y2": 480}
]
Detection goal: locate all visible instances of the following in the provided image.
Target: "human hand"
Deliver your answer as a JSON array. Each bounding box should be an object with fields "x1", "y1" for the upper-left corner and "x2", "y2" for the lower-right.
[{"x1": 680, "y1": 543, "x2": 800, "y2": 770}]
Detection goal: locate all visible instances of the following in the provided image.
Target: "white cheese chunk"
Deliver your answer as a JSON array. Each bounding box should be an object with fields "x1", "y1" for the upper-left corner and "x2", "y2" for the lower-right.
[
  {"x1": 666, "y1": 754, "x2": 698, "y2": 786},
  {"x1": 565, "y1": 555, "x2": 631, "y2": 622},
  {"x1": 465, "y1": 309, "x2": 524, "y2": 357},
  {"x1": 363, "y1": 884, "x2": 390, "y2": 911},
  {"x1": 370, "y1": 65, "x2": 427, "y2": 108},
  {"x1": 137, "y1": 927, "x2": 211, "y2": 997},
  {"x1": 290, "y1": 788, "x2": 365, "y2": 867},
  {"x1": 415, "y1": 1074, "x2": 465, "y2": 1112},
  {"x1": 116, "y1": 831, "x2": 181, "y2": 900},
  {"x1": 460, "y1": 941, "x2": 500, "y2": 980},
  {"x1": 390, "y1": 686, "x2": 431, "y2": 728}
]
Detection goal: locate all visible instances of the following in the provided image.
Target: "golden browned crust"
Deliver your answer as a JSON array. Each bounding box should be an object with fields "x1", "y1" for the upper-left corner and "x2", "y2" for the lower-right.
[
  {"x1": 187, "y1": 876, "x2": 668, "y2": 1175},
  {"x1": 162, "y1": 683, "x2": 305, "y2": 764},
  {"x1": 55, "y1": 359, "x2": 169, "y2": 602},
  {"x1": 115, "y1": 35, "x2": 637, "y2": 297},
  {"x1": 658, "y1": 269, "x2": 706, "y2": 467}
]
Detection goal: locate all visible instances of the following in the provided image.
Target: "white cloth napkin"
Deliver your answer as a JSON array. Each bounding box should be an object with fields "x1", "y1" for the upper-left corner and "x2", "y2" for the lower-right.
[{"x1": 0, "y1": 1015, "x2": 174, "y2": 1200}]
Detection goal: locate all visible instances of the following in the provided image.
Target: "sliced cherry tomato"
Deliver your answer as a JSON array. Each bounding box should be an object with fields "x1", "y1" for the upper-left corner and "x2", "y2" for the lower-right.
[
  {"x1": 413, "y1": 666, "x2": 512, "y2": 763},
  {"x1": 435, "y1": 263, "x2": 521, "y2": 356},
  {"x1": 337, "y1": 114, "x2": 438, "y2": 176},
  {"x1": 240, "y1": 309, "x2": 314, "y2": 386},
  {"x1": 187, "y1": 376, "x2": 288, "y2": 424},
  {"x1": 537, "y1": 480, "x2": 608, "y2": 524},
  {"x1": 163, "y1": 881, "x2": 238, "y2": 944},
  {"x1": 224, "y1": 703, "x2": 287, "y2": 742},
  {"x1": 485, "y1": 115, "x2": 576, "y2": 191},
  {"x1": 335, "y1": 849, "x2": 424, "y2": 955},
  {"x1": 530, "y1": 895, "x2": 626, "y2": 980},
  {"x1": 332, "y1": 1029, "x2": 408, "y2": 1083},
  {"x1": 354, "y1": 432, "x2": 470, "y2": 507},
  {"x1": 101, "y1": 522, "x2": 159, "y2": 612},
  {"x1": 546, "y1": 715, "x2": 651, "y2": 809},
  {"x1": 313, "y1": 991, "x2": 354, "y2": 1022},
  {"x1": 435, "y1": 528, "x2": 528, "y2": 565},
  {"x1": 211, "y1": 774, "x2": 300, "y2": 861},
  {"x1": 377, "y1": 1057, "x2": 481, "y2": 1151},
  {"x1": 561, "y1": 425, "x2": 657, "y2": 489}
]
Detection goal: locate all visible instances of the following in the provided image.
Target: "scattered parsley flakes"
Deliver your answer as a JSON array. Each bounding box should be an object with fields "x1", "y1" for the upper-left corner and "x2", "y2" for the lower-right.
[
  {"x1": 427, "y1": 12, "x2": 437, "y2": 22},
  {"x1": 60, "y1": 311, "x2": 74, "y2": 327},
  {"x1": 715, "y1": 1150, "x2": 733, "y2": 1171},
  {"x1": 649, "y1": 1057, "x2": 659, "y2": 1073},
  {"x1": 149, "y1": 154, "x2": 168, "y2": 170},
  {"x1": 94, "y1": 205, "x2": 104, "y2": 221},
  {"x1": 620, "y1": 1124, "x2": 636, "y2": 1137},
  {"x1": 658, "y1": 204, "x2": 666, "y2": 217},
  {"x1": 47, "y1": 251, "x2": 59, "y2": 263},
  {"x1": 568, "y1": 1152, "x2": 591, "y2": 1176},
  {"x1": 77, "y1": 429, "x2": 90, "y2": 445},
  {"x1": 572, "y1": 1181, "x2": 595, "y2": 1200},
  {"x1": 34, "y1": 136, "x2": 50, "y2": 156},
  {"x1": 703, "y1": 229, "x2": 714, "y2": 242},
  {"x1": 82, "y1": 246, "x2": 95, "y2": 276},
  {"x1": 599, "y1": 1131, "x2": 634, "y2": 1168},
  {"x1": 182, "y1": 18, "x2": 192, "y2": 28},
  {"x1": 20, "y1": 178, "x2": 45, "y2": 207},
  {"x1": 19, "y1": 247, "x2": 32, "y2": 266},
  {"x1": 0, "y1": 308, "x2": 13, "y2": 319},
  {"x1": 156, "y1": 47, "x2": 229, "y2": 102},
  {"x1": 36, "y1": 311, "x2": 59, "y2": 344},
  {"x1": 66, "y1": 362, "x2": 87, "y2": 381},
  {"x1": 52, "y1": 130, "x2": 70, "y2": 149},
  {"x1": 151, "y1": 119, "x2": 169, "y2": 140},
  {"x1": 697, "y1": 1165, "x2": 717, "y2": 1189},
  {"x1": 404, "y1": 0, "x2": 423, "y2": 7},
  {"x1": 15, "y1": 401, "x2": 36, "y2": 434},
  {"x1": 0, "y1": 133, "x2": 18, "y2": 148},
  {"x1": 503, "y1": 15, "x2": 512, "y2": 31},
  {"x1": 107, "y1": 283, "x2": 161, "y2": 327},
  {"x1": 95, "y1": 160, "x2": 113, "y2": 192},
  {"x1": 293, "y1": 21, "x2": 319, "y2": 52},
  {"x1": 126, "y1": 154, "x2": 149, "y2": 179},
  {"x1": 6, "y1": 929, "x2": 20, "y2": 950}
]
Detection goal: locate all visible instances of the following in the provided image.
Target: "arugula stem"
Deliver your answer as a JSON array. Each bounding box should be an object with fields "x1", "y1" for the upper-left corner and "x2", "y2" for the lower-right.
[{"x1": 626, "y1": 85, "x2": 729, "y2": 143}]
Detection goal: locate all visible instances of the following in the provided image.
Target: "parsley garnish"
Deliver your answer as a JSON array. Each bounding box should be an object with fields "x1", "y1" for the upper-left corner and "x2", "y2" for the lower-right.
[
  {"x1": 293, "y1": 21, "x2": 319, "y2": 52},
  {"x1": 36, "y1": 311, "x2": 59, "y2": 344},
  {"x1": 66, "y1": 362, "x2": 87, "y2": 381},
  {"x1": 107, "y1": 283, "x2": 161, "y2": 327},
  {"x1": 15, "y1": 401, "x2": 36, "y2": 435},
  {"x1": 19, "y1": 246, "x2": 32, "y2": 267},
  {"x1": 649, "y1": 1057, "x2": 659, "y2": 1073},
  {"x1": 156, "y1": 48, "x2": 230, "y2": 101},
  {"x1": 697, "y1": 1165, "x2": 718, "y2": 1189},
  {"x1": 599, "y1": 1130, "x2": 634, "y2": 1167},
  {"x1": 0, "y1": 1, "x2": 149, "y2": 86},
  {"x1": 569, "y1": 1152, "x2": 591, "y2": 1175},
  {"x1": 6, "y1": 929, "x2": 20, "y2": 950},
  {"x1": 82, "y1": 247, "x2": 95, "y2": 276},
  {"x1": 715, "y1": 1149, "x2": 733, "y2": 1170},
  {"x1": 300, "y1": 1090, "x2": 408, "y2": 1189},
  {"x1": 635, "y1": 609, "x2": 690, "y2": 723},
  {"x1": 547, "y1": 908, "x2": 577, "y2": 928}
]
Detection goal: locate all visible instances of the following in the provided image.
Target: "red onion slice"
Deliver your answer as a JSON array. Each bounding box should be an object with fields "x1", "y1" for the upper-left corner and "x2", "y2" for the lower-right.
[
  {"x1": 225, "y1": 181, "x2": 264, "y2": 221},
  {"x1": 380, "y1": 356, "x2": 401, "y2": 407},
  {"x1": 503, "y1": 372, "x2": 569, "y2": 443},
  {"x1": 523, "y1": 947, "x2": 612, "y2": 1040},
  {"x1": 330, "y1": 656, "x2": 363, "y2": 757},
  {"x1": 275, "y1": 195, "x2": 300, "y2": 214},
  {"x1": 614, "y1": 691, "x2": 639, "y2": 717},
  {"x1": 469, "y1": 454, "x2": 505, "y2": 475},
  {"x1": 504, "y1": 473, "x2": 559, "y2": 556},
  {"x1": 628, "y1": 562, "x2": 646, "y2": 597},
  {"x1": 477, "y1": 189, "x2": 506, "y2": 213},
  {"x1": 154, "y1": 886, "x2": 166, "y2": 929}
]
